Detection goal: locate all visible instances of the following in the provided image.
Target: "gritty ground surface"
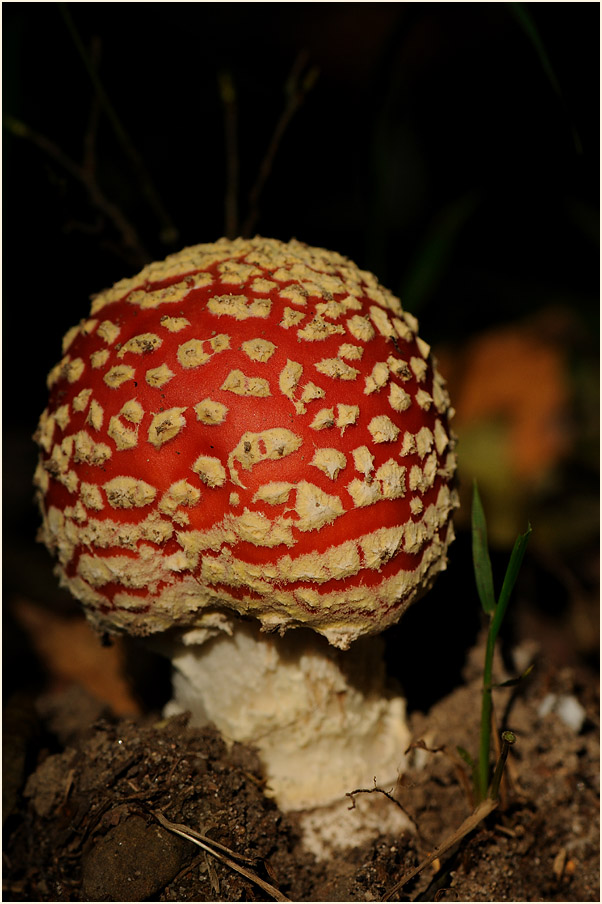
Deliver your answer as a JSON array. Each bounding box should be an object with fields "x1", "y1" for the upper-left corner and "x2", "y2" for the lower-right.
[{"x1": 3, "y1": 633, "x2": 599, "y2": 903}]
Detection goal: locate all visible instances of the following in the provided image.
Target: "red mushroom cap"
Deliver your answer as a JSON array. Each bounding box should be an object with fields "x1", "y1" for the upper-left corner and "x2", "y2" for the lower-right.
[{"x1": 35, "y1": 237, "x2": 457, "y2": 649}]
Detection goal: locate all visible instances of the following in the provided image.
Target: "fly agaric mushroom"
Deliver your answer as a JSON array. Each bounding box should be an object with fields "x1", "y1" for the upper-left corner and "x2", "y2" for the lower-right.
[{"x1": 35, "y1": 236, "x2": 457, "y2": 853}]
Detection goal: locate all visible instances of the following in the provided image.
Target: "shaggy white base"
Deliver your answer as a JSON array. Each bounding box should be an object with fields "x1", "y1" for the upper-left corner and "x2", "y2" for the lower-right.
[{"x1": 163, "y1": 621, "x2": 412, "y2": 857}]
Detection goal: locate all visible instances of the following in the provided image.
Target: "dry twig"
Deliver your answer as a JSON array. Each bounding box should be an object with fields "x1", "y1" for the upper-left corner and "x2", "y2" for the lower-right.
[
  {"x1": 382, "y1": 797, "x2": 498, "y2": 901},
  {"x1": 151, "y1": 809, "x2": 292, "y2": 903}
]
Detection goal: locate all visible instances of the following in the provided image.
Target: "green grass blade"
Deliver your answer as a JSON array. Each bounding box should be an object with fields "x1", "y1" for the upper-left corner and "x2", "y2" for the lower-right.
[
  {"x1": 471, "y1": 481, "x2": 496, "y2": 615},
  {"x1": 490, "y1": 524, "x2": 533, "y2": 646}
]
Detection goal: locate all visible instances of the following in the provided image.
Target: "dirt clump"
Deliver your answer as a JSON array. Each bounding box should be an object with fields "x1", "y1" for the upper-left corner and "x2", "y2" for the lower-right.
[{"x1": 2, "y1": 647, "x2": 599, "y2": 902}]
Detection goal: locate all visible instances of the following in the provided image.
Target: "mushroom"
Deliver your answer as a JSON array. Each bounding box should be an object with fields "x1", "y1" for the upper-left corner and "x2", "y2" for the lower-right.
[{"x1": 34, "y1": 236, "x2": 458, "y2": 854}]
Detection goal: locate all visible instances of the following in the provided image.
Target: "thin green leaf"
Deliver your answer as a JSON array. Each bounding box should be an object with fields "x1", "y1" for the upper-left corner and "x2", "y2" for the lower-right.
[
  {"x1": 489, "y1": 523, "x2": 533, "y2": 647},
  {"x1": 471, "y1": 481, "x2": 496, "y2": 615},
  {"x1": 456, "y1": 746, "x2": 475, "y2": 769},
  {"x1": 494, "y1": 663, "x2": 535, "y2": 688}
]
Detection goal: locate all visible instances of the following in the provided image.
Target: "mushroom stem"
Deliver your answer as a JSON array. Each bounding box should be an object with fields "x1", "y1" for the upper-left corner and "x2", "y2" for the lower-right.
[{"x1": 162, "y1": 620, "x2": 412, "y2": 854}]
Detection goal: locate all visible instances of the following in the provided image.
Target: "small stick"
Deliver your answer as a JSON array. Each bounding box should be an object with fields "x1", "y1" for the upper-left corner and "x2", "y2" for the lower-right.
[
  {"x1": 242, "y1": 52, "x2": 318, "y2": 237},
  {"x1": 151, "y1": 809, "x2": 291, "y2": 903},
  {"x1": 218, "y1": 70, "x2": 239, "y2": 239},
  {"x1": 382, "y1": 797, "x2": 498, "y2": 901},
  {"x1": 488, "y1": 731, "x2": 516, "y2": 801}
]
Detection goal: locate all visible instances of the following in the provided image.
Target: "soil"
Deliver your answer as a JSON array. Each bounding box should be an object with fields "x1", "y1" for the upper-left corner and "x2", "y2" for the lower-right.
[{"x1": 2, "y1": 624, "x2": 599, "y2": 903}]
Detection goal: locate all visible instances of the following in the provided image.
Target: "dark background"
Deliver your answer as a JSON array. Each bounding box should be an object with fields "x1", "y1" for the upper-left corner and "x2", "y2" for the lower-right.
[{"x1": 3, "y1": 3, "x2": 599, "y2": 705}]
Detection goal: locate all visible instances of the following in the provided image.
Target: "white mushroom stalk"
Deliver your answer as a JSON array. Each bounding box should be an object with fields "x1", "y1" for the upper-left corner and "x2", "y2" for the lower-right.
[
  {"x1": 34, "y1": 237, "x2": 458, "y2": 855},
  {"x1": 162, "y1": 620, "x2": 412, "y2": 854}
]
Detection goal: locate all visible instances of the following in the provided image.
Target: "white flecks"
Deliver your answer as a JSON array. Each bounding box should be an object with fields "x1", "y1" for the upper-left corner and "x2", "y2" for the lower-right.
[
  {"x1": 336, "y1": 404, "x2": 359, "y2": 433},
  {"x1": 278, "y1": 284, "x2": 308, "y2": 305},
  {"x1": 218, "y1": 260, "x2": 262, "y2": 285},
  {"x1": 108, "y1": 414, "x2": 138, "y2": 451},
  {"x1": 310, "y1": 408, "x2": 336, "y2": 431},
  {"x1": 242, "y1": 338, "x2": 277, "y2": 362},
  {"x1": 72, "y1": 430, "x2": 112, "y2": 466},
  {"x1": 404, "y1": 519, "x2": 427, "y2": 555},
  {"x1": 416, "y1": 336, "x2": 431, "y2": 359},
  {"x1": 104, "y1": 476, "x2": 157, "y2": 508},
  {"x1": 117, "y1": 332, "x2": 162, "y2": 358},
  {"x1": 208, "y1": 293, "x2": 271, "y2": 319},
  {"x1": 314, "y1": 358, "x2": 359, "y2": 381},
  {"x1": 279, "y1": 360, "x2": 303, "y2": 405},
  {"x1": 416, "y1": 389, "x2": 434, "y2": 410},
  {"x1": 300, "y1": 382, "x2": 325, "y2": 405},
  {"x1": 415, "y1": 426, "x2": 434, "y2": 459},
  {"x1": 337, "y1": 343, "x2": 363, "y2": 361},
  {"x1": 86, "y1": 399, "x2": 104, "y2": 432},
  {"x1": 392, "y1": 317, "x2": 413, "y2": 343},
  {"x1": 62, "y1": 325, "x2": 80, "y2": 354},
  {"x1": 388, "y1": 382, "x2": 412, "y2": 413},
  {"x1": 311, "y1": 448, "x2": 347, "y2": 480},
  {"x1": 280, "y1": 307, "x2": 306, "y2": 328},
  {"x1": 297, "y1": 315, "x2": 345, "y2": 342},
  {"x1": 146, "y1": 363, "x2": 175, "y2": 387},
  {"x1": 221, "y1": 369, "x2": 271, "y2": 398},
  {"x1": 253, "y1": 482, "x2": 295, "y2": 505},
  {"x1": 399, "y1": 431, "x2": 417, "y2": 457},
  {"x1": 387, "y1": 356, "x2": 412, "y2": 381},
  {"x1": 90, "y1": 349, "x2": 110, "y2": 369},
  {"x1": 432, "y1": 371, "x2": 451, "y2": 414},
  {"x1": 80, "y1": 482, "x2": 104, "y2": 511},
  {"x1": 194, "y1": 398, "x2": 228, "y2": 425},
  {"x1": 148, "y1": 407, "x2": 188, "y2": 448},
  {"x1": 364, "y1": 362, "x2": 390, "y2": 395},
  {"x1": 368, "y1": 415, "x2": 400, "y2": 443},
  {"x1": 410, "y1": 497, "x2": 423, "y2": 515},
  {"x1": 177, "y1": 334, "x2": 230, "y2": 369},
  {"x1": 434, "y1": 419, "x2": 450, "y2": 455},
  {"x1": 403, "y1": 311, "x2": 419, "y2": 333},
  {"x1": 227, "y1": 428, "x2": 302, "y2": 487},
  {"x1": 192, "y1": 455, "x2": 227, "y2": 488},
  {"x1": 36, "y1": 410, "x2": 56, "y2": 453},
  {"x1": 104, "y1": 365, "x2": 136, "y2": 388},
  {"x1": 410, "y1": 356, "x2": 428, "y2": 383},
  {"x1": 54, "y1": 404, "x2": 70, "y2": 431},
  {"x1": 360, "y1": 525, "x2": 404, "y2": 570},
  {"x1": 97, "y1": 320, "x2": 121, "y2": 345},
  {"x1": 230, "y1": 509, "x2": 295, "y2": 548},
  {"x1": 160, "y1": 315, "x2": 191, "y2": 332},
  {"x1": 251, "y1": 277, "x2": 278, "y2": 294},
  {"x1": 369, "y1": 306, "x2": 395, "y2": 339},
  {"x1": 159, "y1": 480, "x2": 201, "y2": 515},
  {"x1": 352, "y1": 446, "x2": 374, "y2": 477},
  {"x1": 346, "y1": 314, "x2": 375, "y2": 342},
  {"x1": 408, "y1": 452, "x2": 438, "y2": 494},
  {"x1": 375, "y1": 460, "x2": 406, "y2": 499},
  {"x1": 65, "y1": 358, "x2": 85, "y2": 383},
  {"x1": 294, "y1": 481, "x2": 345, "y2": 531},
  {"x1": 120, "y1": 399, "x2": 144, "y2": 424},
  {"x1": 72, "y1": 388, "x2": 92, "y2": 412},
  {"x1": 347, "y1": 478, "x2": 381, "y2": 509}
]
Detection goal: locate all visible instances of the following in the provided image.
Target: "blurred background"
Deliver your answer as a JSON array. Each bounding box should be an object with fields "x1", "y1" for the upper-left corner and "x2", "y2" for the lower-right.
[{"x1": 3, "y1": 3, "x2": 599, "y2": 716}]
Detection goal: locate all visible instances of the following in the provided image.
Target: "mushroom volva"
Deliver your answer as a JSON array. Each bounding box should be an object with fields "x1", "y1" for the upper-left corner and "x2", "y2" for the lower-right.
[{"x1": 35, "y1": 237, "x2": 458, "y2": 853}]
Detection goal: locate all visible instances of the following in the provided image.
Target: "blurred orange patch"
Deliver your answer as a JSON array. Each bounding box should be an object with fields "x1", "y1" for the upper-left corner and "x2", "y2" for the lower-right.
[
  {"x1": 12, "y1": 598, "x2": 140, "y2": 717},
  {"x1": 437, "y1": 316, "x2": 573, "y2": 481}
]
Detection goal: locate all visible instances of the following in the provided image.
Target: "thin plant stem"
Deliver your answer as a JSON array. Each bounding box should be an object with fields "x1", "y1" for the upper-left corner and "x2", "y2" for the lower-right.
[
  {"x1": 478, "y1": 624, "x2": 496, "y2": 800},
  {"x1": 4, "y1": 115, "x2": 149, "y2": 266},
  {"x1": 58, "y1": 2, "x2": 178, "y2": 245},
  {"x1": 242, "y1": 52, "x2": 318, "y2": 237},
  {"x1": 218, "y1": 70, "x2": 239, "y2": 239}
]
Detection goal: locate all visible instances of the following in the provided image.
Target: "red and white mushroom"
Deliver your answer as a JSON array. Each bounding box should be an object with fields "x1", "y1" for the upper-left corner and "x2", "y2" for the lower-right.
[{"x1": 35, "y1": 236, "x2": 457, "y2": 853}]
